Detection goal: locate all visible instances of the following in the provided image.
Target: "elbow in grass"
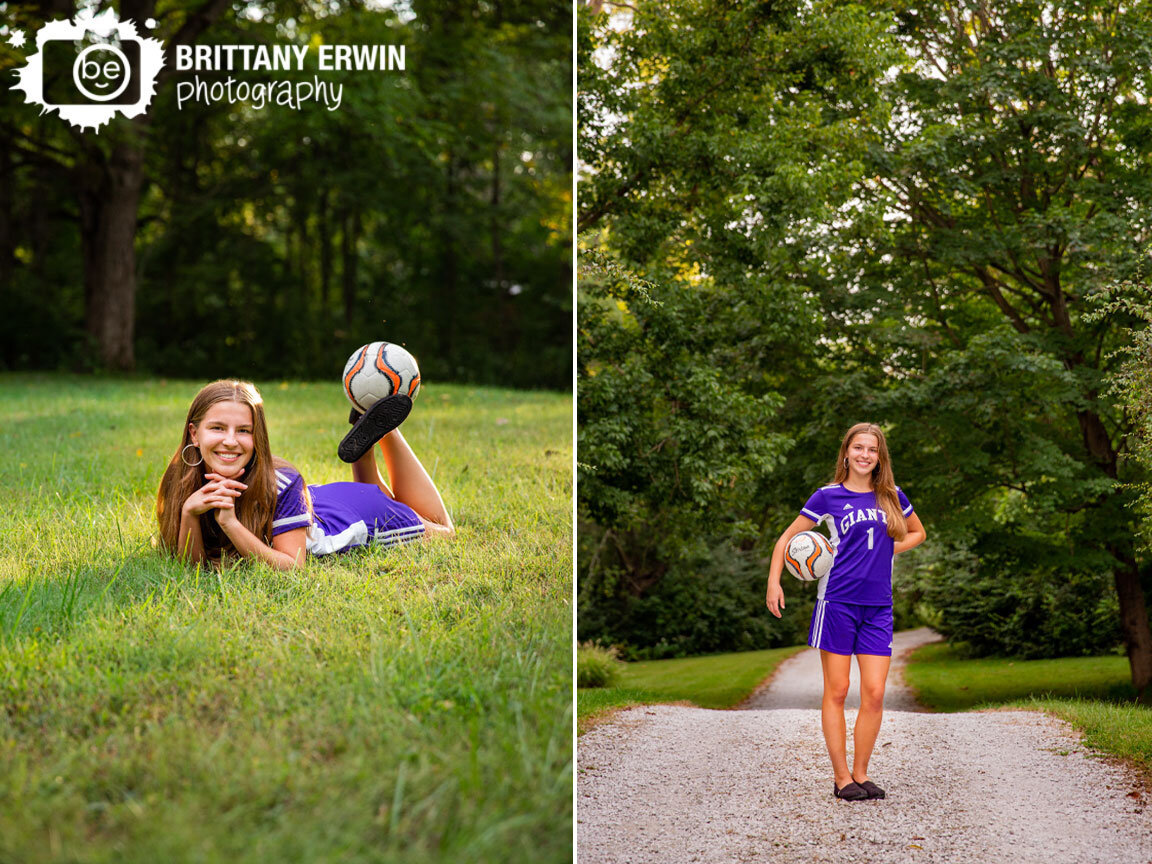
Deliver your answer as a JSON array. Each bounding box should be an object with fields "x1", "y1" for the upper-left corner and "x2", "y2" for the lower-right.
[
  {"x1": 268, "y1": 547, "x2": 308, "y2": 571},
  {"x1": 422, "y1": 520, "x2": 455, "y2": 540}
]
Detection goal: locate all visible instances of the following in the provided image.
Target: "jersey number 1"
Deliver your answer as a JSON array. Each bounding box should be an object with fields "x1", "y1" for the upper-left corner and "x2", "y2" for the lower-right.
[{"x1": 866, "y1": 527, "x2": 874, "y2": 550}]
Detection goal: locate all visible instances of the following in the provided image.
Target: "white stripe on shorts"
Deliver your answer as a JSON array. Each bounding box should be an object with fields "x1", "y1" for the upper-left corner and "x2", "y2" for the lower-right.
[
  {"x1": 812, "y1": 600, "x2": 827, "y2": 650},
  {"x1": 370, "y1": 524, "x2": 426, "y2": 548}
]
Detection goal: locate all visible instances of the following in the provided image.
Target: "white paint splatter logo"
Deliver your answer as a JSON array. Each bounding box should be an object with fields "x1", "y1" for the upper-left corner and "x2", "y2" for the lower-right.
[{"x1": 11, "y1": 8, "x2": 165, "y2": 133}]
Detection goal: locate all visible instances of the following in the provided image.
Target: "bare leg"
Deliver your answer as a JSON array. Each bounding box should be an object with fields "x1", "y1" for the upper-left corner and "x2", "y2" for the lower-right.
[
  {"x1": 852, "y1": 653, "x2": 891, "y2": 784},
  {"x1": 350, "y1": 429, "x2": 454, "y2": 536},
  {"x1": 819, "y1": 650, "x2": 854, "y2": 788}
]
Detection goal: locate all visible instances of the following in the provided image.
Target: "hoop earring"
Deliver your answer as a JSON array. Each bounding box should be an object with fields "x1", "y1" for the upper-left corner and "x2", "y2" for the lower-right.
[
  {"x1": 181, "y1": 444, "x2": 204, "y2": 467},
  {"x1": 844, "y1": 457, "x2": 849, "y2": 468}
]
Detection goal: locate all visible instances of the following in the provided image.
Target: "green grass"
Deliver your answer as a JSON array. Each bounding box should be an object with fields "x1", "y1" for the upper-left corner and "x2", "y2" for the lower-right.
[
  {"x1": 577, "y1": 645, "x2": 805, "y2": 733},
  {"x1": 1025, "y1": 698, "x2": 1152, "y2": 770},
  {"x1": 905, "y1": 642, "x2": 1136, "y2": 712},
  {"x1": 906, "y1": 641, "x2": 1151, "y2": 772},
  {"x1": 0, "y1": 373, "x2": 572, "y2": 864}
]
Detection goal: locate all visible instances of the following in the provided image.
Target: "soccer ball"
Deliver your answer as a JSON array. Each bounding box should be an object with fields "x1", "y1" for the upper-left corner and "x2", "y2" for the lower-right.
[
  {"x1": 784, "y1": 530, "x2": 835, "y2": 582},
  {"x1": 342, "y1": 341, "x2": 422, "y2": 413}
]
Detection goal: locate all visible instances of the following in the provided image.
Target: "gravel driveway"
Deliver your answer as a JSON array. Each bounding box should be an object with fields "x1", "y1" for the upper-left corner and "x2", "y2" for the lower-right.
[{"x1": 577, "y1": 628, "x2": 1152, "y2": 864}]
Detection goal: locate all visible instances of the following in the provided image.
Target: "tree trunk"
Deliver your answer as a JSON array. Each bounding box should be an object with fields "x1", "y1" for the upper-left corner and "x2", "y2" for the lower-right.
[
  {"x1": 1112, "y1": 552, "x2": 1152, "y2": 703},
  {"x1": 439, "y1": 155, "x2": 460, "y2": 359},
  {"x1": 79, "y1": 141, "x2": 144, "y2": 371},
  {"x1": 0, "y1": 131, "x2": 13, "y2": 291},
  {"x1": 491, "y1": 144, "x2": 517, "y2": 355},
  {"x1": 341, "y1": 209, "x2": 360, "y2": 327},
  {"x1": 318, "y1": 187, "x2": 331, "y2": 307}
]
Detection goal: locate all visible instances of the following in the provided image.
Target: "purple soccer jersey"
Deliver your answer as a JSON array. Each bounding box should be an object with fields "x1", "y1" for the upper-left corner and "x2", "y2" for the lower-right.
[
  {"x1": 800, "y1": 484, "x2": 914, "y2": 606},
  {"x1": 271, "y1": 465, "x2": 425, "y2": 555},
  {"x1": 272, "y1": 468, "x2": 312, "y2": 536}
]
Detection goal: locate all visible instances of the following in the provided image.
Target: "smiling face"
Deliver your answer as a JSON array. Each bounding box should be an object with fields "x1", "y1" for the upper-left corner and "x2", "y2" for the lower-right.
[
  {"x1": 846, "y1": 432, "x2": 880, "y2": 479},
  {"x1": 189, "y1": 400, "x2": 255, "y2": 479}
]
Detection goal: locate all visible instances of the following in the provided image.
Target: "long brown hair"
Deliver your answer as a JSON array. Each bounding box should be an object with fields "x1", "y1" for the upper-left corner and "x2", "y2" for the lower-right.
[
  {"x1": 832, "y1": 423, "x2": 907, "y2": 541},
  {"x1": 156, "y1": 380, "x2": 281, "y2": 559}
]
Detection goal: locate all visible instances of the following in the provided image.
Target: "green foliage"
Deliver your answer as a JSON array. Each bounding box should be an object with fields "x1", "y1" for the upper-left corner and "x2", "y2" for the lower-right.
[
  {"x1": 578, "y1": 0, "x2": 1152, "y2": 668},
  {"x1": 841, "y1": 0, "x2": 1152, "y2": 671},
  {"x1": 1089, "y1": 281, "x2": 1152, "y2": 553},
  {"x1": 579, "y1": 528, "x2": 813, "y2": 658},
  {"x1": 576, "y1": 643, "x2": 623, "y2": 689},
  {"x1": 576, "y1": 248, "x2": 797, "y2": 656},
  {"x1": 577, "y1": 0, "x2": 896, "y2": 656},
  {"x1": 0, "y1": 374, "x2": 572, "y2": 862},
  {"x1": 579, "y1": 0, "x2": 899, "y2": 252},
  {"x1": 914, "y1": 542, "x2": 1122, "y2": 659},
  {"x1": 1, "y1": 1, "x2": 571, "y2": 388}
]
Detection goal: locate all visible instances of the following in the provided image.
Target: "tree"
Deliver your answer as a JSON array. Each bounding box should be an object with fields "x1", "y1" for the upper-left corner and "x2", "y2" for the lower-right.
[
  {"x1": 844, "y1": 0, "x2": 1152, "y2": 698},
  {"x1": 3, "y1": 0, "x2": 232, "y2": 370},
  {"x1": 577, "y1": 0, "x2": 1152, "y2": 684},
  {"x1": 1, "y1": 0, "x2": 572, "y2": 387},
  {"x1": 577, "y1": 0, "x2": 898, "y2": 654}
]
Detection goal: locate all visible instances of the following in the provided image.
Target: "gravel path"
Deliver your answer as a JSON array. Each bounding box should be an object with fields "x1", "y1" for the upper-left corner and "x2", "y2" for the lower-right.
[{"x1": 578, "y1": 628, "x2": 1152, "y2": 864}]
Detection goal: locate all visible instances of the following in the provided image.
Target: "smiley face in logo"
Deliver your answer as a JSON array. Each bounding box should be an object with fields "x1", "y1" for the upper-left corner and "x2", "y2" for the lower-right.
[{"x1": 73, "y1": 44, "x2": 132, "y2": 102}]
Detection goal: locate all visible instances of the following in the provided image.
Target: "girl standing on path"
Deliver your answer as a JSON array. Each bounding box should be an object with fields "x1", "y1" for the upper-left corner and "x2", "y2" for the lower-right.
[
  {"x1": 156, "y1": 379, "x2": 453, "y2": 570},
  {"x1": 765, "y1": 423, "x2": 926, "y2": 801}
]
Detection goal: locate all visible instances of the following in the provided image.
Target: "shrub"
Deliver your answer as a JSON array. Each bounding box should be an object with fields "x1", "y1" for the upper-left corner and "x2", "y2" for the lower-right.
[
  {"x1": 916, "y1": 537, "x2": 1124, "y2": 659},
  {"x1": 577, "y1": 535, "x2": 814, "y2": 660},
  {"x1": 577, "y1": 643, "x2": 624, "y2": 688}
]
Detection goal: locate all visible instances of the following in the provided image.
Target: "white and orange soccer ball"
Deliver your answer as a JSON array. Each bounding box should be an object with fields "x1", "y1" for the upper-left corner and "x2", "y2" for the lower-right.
[
  {"x1": 784, "y1": 530, "x2": 835, "y2": 582},
  {"x1": 342, "y1": 341, "x2": 422, "y2": 413}
]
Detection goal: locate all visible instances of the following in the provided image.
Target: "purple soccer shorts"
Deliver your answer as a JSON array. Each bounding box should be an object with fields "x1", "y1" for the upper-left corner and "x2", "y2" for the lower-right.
[{"x1": 808, "y1": 599, "x2": 893, "y2": 657}]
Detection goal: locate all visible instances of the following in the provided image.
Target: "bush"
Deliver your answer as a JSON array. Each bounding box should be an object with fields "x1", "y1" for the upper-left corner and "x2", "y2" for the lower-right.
[
  {"x1": 577, "y1": 643, "x2": 624, "y2": 688},
  {"x1": 917, "y1": 538, "x2": 1123, "y2": 659},
  {"x1": 577, "y1": 537, "x2": 814, "y2": 660}
]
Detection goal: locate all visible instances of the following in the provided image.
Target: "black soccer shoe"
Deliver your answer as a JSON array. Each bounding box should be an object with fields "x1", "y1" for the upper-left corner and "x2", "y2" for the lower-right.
[
  {"x1": 337, "y1": 395, "x2": 412, "y2": 463},
  {"x1": 349, "y1": 406, "x2": 363, "y2": 425}
]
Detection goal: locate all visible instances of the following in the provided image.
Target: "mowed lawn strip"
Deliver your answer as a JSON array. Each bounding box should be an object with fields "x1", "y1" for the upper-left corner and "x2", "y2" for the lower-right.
[
  {"x1": 0, "y1": 374, "x2": 572, "y2": 864},
  {"x1": 905, "y1": 642, "x2": 1135, "y2": 711},
  {"x1": 1025, "y1": 698, "x2": 1152, "y2": 771},
  {"x1": 578, "y1": 645, "x2": 806, "y2": 733},
  {"x1": 905, "y1": 640, "x2": 1151, "y2": 772}
]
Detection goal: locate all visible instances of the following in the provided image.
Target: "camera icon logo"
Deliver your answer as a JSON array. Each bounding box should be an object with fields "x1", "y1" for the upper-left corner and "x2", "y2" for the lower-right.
[
  {"x1": 73, "y1": 44, "x2": 134, "y2": 102},
  {"x1": 12, "y1": 8, "x2": 164, "y2": 132},
  {"x1": 41, "y1": 37, "x2": 141, "y2": 106}
]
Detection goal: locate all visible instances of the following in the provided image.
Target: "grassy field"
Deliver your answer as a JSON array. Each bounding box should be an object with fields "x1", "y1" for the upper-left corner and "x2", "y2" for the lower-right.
[
  {"x1": 905, "y1": 642, "x2": 1136, "y2": 712},
  {"x1": 577, "y1": 646, "x2": 804, "y2": 733},
  {"x1": 906, "y1": 641, "x2": 1151, "y2": 772},
  {"x1": 0, "y1": 374, "x2": 572, "y2": 863}
]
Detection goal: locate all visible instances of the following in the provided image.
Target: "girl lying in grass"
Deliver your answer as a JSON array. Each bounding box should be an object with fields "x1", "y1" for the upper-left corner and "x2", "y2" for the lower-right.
[{"x1": 156, "y1": 380, "x2": 453, "y2": 569}]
